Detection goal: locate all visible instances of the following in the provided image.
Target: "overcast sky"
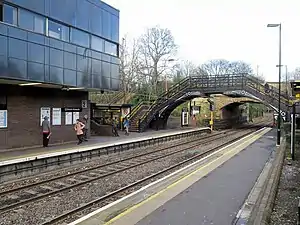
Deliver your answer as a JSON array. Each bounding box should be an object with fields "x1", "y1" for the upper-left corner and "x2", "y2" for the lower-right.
[{"x1": 103, "y1": 0, "x2": 300, "y2": 82}]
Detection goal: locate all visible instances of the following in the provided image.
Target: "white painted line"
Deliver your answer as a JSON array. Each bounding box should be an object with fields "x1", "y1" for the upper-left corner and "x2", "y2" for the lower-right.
[
  {"x1": 0, "y1": 128, "x2": 210, "y2": 166},
  {"x1": 68, "y1": 127, "x2": 267, "y2": 225}
]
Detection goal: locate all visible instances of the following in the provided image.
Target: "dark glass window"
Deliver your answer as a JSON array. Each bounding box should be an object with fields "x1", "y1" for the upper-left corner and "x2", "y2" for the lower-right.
[
  {"x1": 111, "y1": 15, "x2": 119, "y2": 43},
  {"x1": 28, "y1": 43, "x2": 45, "y2": 63},
  {"x1": 92, "y1": 59, "x2": 101, "y2": 74},
  {"x1": 8, "y1": 57, "x2": 27, "y2": 79},
  {"x1": 111, "y1": 64, "x2": 119, "y2": 79},
  {"x1": 28, "y1": 62, "x2": 45, "y2": 82},
  {"x1": 49, "y1": 66, "x2": 63, "y2": 84},
  {"x1": 91, "y1": 35, "x2": 104, "y2": 52},
  {"x1": 8, "y1": 38, "x2": 27, "y2": 60},
  {"x1": 18, "y1": 9, "x2": 45, "y2": 34},
  {"x1": 90, "y1": 4, "x2": 102, "y2": 36},
  {"x1": 48, "y1": 20, "x2": 69, "y2": 42},
  {"x1": 70, "y1": 28, "x2": 90, "y2": 48},
  {"x1": 63, "y1": 52, "x2": 76, "y2": 70},
  {"x1": 105, "y1": 41, "x2": 117, "y2": 56},
  {"x1": 49, "y1": 48, "x2": 63, "y2": 67},
  {"x1": 75, "y1": 0, "x2": 89, "y2": 31},
  {"x1": 64, "y1": 69, "x2": 76, "y2": 86},
  {"x1": 102, "y1": 9, "x2": 111, "y2": 39},
  {"x1": 3, "y1": 4, "x2": 17, "y2": 25},
  {"x1": 101, "y1": 61, "x2": 110, "y2": 78}
]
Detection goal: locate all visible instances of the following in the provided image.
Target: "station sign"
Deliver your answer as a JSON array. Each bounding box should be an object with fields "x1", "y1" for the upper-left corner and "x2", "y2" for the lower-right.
[{"x1": 61, "y1": 107, "x2": 82, "y2": 112}]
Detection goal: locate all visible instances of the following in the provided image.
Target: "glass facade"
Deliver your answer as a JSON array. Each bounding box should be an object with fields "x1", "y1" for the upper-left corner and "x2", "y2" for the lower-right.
[{"x1": 0, "y1": 0, "x2": 120, "y2": 91}]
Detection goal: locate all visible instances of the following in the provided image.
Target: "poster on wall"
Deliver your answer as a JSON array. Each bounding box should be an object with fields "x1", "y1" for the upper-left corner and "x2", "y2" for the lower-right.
[
  {"x1": 40, "y1": 107, "x2": 51, "y2": 126},
  {"x1": 52, "y1": 108, "x2": 61, "y2": 125},
  {"x1": 0, "y1": 110, "x2": 7, "y2": 128},
  {"x1": 73, "y1": 112, "x2": 79, "y2": 124},
  {"x1": 121, "y1": 107, "x2": 130, "y2": 118},
  {"x1": 65, "y1": 112, "x2": 73, "y2": 125}
]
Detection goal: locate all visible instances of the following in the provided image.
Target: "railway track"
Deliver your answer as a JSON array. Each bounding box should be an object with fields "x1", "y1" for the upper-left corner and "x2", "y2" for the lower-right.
[
  {"x1": 42, "y1": 125, "x2": 269, "y2": 225},
  {"x1": 0, "y1": 129, "x2": 236, "y2": 212},
  {"x1": 0, "y1": 123, "x2": 272, "y2": 225}
]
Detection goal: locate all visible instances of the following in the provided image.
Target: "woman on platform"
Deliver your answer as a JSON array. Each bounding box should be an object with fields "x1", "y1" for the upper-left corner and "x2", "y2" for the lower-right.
[{"x1": 74, "y1": 119, "x2": 85, "y2": 145}]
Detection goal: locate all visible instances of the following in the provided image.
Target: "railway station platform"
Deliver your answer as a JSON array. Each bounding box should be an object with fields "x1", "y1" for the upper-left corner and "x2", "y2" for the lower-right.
[
  {"x1": 70, "y1": 127, "x2": 277, "y2": 225},
  {"x1": 0, "y1": 127, "x2": 210, "y2": 165}
]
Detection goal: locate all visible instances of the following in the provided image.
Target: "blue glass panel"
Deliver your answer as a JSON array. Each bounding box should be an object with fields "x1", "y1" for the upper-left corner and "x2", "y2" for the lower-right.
[
  {"x1": 111, "y1": 14, "x2": 119, "y2": 43},
  {"x1": 92, "y1": 74, "x2": 101, "y2": 89},
  {"x1": 111, "y1": 57, "x2": 119, "y2": 64},
  {"x1": 8, "y1": 38, "x2": 27, "y2": 60},
  {"x1": 44, "y1": 46, "x2": 49, "y2": 65},
  {"x1": 27, "y1": 32, "x2": 45, "y2": 45},
  {"x1": 18, "y1": 9, "x2": 45, "y2": 34},
  {"x1": 64, "y1": 42, "x2": 76, "y2": 53},
  {"x1": 75, "y1": 0, "x2": 90, "y2": 31},
  {"x1": 28, "y1": 43, "x2": 44, "y2": 63},
  {"x1": 45, "y1": 64, "x2": 50, "y2": 82},
  {"x1": 8, "y1": 57, "x2": 27, "y2": 79},
  {"x1": 64, "y1": 69, "x2": 76, "y2": 86},
  {"x1": 91, "y1": 35, "x2": 104, "y2": 52},
  {"x1": 70, "y1": 28, "x2": 90, "y2": 48},
  {"x1": 0, "y1": 55, "x2": 8, "y2": 77},
  {"x1": 104, "y1": 41, "x2": 117, "y2": 56},
  {"x1": 110, "y1": 63, "x2": 119, "y2": 79},
  {"x1": 49, "y1": 66, "x2": 63, "y2": 84},
  {"x1": 0, "y1": 36, "x2": 7, "y2": 56},
  {"x1": 92, "y1": 59, "x2": 101, "y2": 74},
  {"x1": 111, "y1": 78, "x2": 119, "y2": 90},
  {"x1": 101, "y1": 61, "x2": 110, "y2": 78},
  {"x1": 101, "y1": 76, "x2": 110, "y2": 89},
  {"x1": 101, "y1": 53, "x2": 110, "y2": 62},
  {"x1": 0, "y1": 23, "x2": 8, "y2": 36},
  {"x1": 48, "y1": 20, "x2": 70, "y2": 42},
  {"x1": 3, "y1": 4, "x2": 17, "y2": 26},
  {"x1": 77, "y1": 71, "x2": 90, "y2": 87},
  {"x1": 49, "y1": 38, "x2": 63, "y2": 50},
  {"x1": 102, "y1": 10, "x2": 111, "y2": 39},
  {"x1": 91, "y1": 50, "x2": 102, "y2": 60},
  {"x1": 90, "y1": 4, "x2": 102, "y2": 36},
  {"x1": 7, "y1": 26, "x2": 27, "y2": 39},
  {"x1": 76, "y1": 55, "x2": 87, "y2": 72},
  {"x1": 49, "y1": 0, "x2": 76, "y2": 25},
  {"x1": 7, "y1": 0, "x2": 45, "y2": 15},
  {"x1": 63, "y1": 52, "x2": 76, "y2": 70},
  {"x1": 49, "y1": 48, "x2": 63, "y2": 67},
  {"x1": 28, "y1": 62, "x2": 45, "y2": 82}
]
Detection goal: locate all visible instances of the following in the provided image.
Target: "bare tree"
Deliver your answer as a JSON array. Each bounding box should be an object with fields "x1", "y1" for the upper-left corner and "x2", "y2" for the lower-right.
[
  {"x1": 119, "y1": 35, "x2": 139, "y2": 103},
  {"x1": 229, "y1": 61, "x2": 253, "y2": 74},
  {"x1": 200, "y1": 59, "x2": 231, "y2": 75},
  {"x1": 137, "y1": 26, "x2": 177, "y2": 98}
]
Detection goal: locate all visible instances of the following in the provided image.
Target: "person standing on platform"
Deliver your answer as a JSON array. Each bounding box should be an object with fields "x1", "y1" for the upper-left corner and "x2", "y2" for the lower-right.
[
  {"x1": 74, "y1": 119, "x2": 85, "y2": 145},
  {"x1": 42, "y1": 116, "x2": 51, "y2": 147},
  {"x1": 112, "y1": 117, "x2": 119, "y2": 136},
  {"x1": 82, "y1": 115, "x2": 89, "y2": 141},
  {"x1": 123, "y1": 117, "x2": 130, "y2": 135}
]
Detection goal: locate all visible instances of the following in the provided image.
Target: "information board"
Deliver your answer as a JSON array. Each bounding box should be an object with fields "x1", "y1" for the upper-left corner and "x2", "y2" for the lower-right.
[
  {"x1": 40, "y1": 107, "x2": 51, "y2": 126},
  {"x1": 0, "y1": 110, "x2": 7, "y2": 128},
  {"x1": 52, "y1": 108, "x2": 61, "y2": 125}
]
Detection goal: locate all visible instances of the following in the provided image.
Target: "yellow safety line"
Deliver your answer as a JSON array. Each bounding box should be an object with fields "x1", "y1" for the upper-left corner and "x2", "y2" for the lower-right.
[{"x1": 103, "y1": 128, "x2": 269, "y2": 225}]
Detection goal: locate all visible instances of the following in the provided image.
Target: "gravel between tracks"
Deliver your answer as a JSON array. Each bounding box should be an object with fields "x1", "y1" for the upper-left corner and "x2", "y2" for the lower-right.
[
  {"x1": 0, "y1": 129, "x2": 252, "y2": 225},
  {"x1": 0, "y1": 132, "x2": 208, "y2": 191}
]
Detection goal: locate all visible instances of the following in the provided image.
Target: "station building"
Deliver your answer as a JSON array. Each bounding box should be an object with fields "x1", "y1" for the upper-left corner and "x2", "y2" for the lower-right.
[{"x1": 0, "y1": 0, "x2": 120, "y2": 149}]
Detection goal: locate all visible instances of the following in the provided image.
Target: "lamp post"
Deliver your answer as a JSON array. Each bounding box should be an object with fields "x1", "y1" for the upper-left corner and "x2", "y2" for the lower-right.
[{"x1": 267, "y1": 23, "x2": 282, "y2": 146}]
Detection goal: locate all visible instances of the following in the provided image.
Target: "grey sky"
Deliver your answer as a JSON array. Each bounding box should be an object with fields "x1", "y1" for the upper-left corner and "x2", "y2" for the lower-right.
[{"x1": 104, "y1": 0, "x2": 300, "y2": 81}]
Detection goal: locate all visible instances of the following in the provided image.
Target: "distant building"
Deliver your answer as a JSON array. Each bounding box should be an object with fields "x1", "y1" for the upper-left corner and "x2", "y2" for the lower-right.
[{"x1": 0, "y1": 0, "x2": 119, "y2": 149}]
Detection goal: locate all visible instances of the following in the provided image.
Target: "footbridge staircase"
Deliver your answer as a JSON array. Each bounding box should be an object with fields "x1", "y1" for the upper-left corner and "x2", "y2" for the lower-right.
[{"x1": 134, "y1": 74, "x2": 290, "y2": 132}]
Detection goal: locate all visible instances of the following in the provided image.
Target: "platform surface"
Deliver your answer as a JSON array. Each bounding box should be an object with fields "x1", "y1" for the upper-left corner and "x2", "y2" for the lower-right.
[
  {"x1": 135, "y1": 129, "x2": 276, "y2": 225},
  {"x1": 0, "y1": 127, "x2": 207, "y2": 163},
  {"x1": 93, "y1": 128, "x2": 276, "y2": 225}
]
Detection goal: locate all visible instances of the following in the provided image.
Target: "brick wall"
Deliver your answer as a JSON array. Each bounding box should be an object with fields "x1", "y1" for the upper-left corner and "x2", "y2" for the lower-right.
[{"x1": 0, "y1": 84, "x2": 90, "y2": 150}]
